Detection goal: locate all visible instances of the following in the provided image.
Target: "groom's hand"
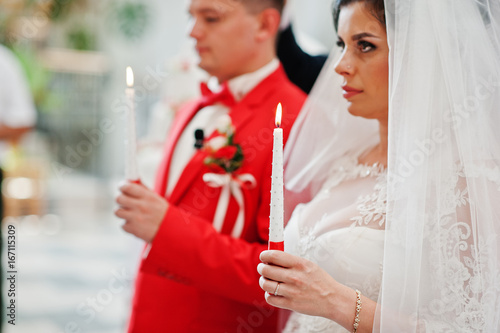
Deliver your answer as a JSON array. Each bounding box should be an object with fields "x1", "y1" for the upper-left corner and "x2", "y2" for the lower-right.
[{"x1": 115, "y1": 182, "x2": 168, "y2": 243}]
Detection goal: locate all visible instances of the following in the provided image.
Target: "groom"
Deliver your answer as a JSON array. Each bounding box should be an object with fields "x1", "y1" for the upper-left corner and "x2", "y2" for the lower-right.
[{"x1": 115, "y1": 0, "x2": 306, "y2": 332}]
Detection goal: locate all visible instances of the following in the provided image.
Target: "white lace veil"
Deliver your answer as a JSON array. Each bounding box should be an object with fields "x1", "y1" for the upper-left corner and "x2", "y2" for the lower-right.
[
  {"x1": 377, "y1": 0, "x2": 500, "y2": 331},
  {"x1": 284, "y1": 49, "x2": 379, "y2": 203},
  {"x1": 284, "y1": 0, "x2": 500, "y2": 331}
]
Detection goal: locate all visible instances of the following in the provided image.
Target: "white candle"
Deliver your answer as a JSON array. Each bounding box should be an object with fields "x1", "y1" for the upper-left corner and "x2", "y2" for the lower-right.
[
  {"x1": 269, "y1": 103, "x2": 284, "y2": 251},
  {"x1": 125, "y1": 66, "x2": 140, "y2": 182}
]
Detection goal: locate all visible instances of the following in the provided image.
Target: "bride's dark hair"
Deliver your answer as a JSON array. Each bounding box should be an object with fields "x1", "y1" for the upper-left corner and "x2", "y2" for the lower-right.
[{"x1": 333, "y1": 0, "x2": 385, "y2": 30}]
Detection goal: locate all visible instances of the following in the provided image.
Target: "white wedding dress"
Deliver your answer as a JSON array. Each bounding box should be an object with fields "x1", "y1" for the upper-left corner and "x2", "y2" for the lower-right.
[{"x1": 283, "y1": 154, "x2": 386, "y2": 333}]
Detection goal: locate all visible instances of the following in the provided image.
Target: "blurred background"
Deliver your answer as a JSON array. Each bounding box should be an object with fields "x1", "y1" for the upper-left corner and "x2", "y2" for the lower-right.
[{"x1": 0, "y1": 0, "x2": 334, "y2": 332}]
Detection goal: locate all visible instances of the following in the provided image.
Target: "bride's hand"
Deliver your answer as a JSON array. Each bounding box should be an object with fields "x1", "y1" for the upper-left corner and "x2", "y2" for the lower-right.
[{"x1": 257, "y1": 250, "x2": 352, "y2": 321}]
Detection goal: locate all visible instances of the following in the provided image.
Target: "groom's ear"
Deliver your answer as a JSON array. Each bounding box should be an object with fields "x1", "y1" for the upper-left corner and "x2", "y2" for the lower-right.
[{"x1": 255, "y1": 8, "x2": 281, "y2": 42}]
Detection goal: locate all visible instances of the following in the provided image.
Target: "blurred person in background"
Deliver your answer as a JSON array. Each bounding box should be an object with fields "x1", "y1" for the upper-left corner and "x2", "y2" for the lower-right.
[
  {"x1": 277, "y1": 0, "x2": 328, "y2": 94},
  {"x1": 0, "y1": 43, "x2": 37, "y2": 332}
]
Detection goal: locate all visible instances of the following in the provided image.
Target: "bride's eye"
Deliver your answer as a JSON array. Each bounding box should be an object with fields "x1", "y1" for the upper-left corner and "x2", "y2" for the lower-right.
[
  {"x1": 336, "y1": 40, "x2": 345, "y2": 50},
  {"x1": 358, "y1": 40, "x2": 375, "y2": 52}
]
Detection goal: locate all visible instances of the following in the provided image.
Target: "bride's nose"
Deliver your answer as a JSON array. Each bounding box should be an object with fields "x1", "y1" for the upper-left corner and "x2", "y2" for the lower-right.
[{"x1": 334, "y1": 51, "x2": 354, "y2": 76}]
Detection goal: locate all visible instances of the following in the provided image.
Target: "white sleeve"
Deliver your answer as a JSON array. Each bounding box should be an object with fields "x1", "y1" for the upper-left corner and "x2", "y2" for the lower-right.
[{"x1": 0, "y1": 45, "x2": 37, "y2": 128}]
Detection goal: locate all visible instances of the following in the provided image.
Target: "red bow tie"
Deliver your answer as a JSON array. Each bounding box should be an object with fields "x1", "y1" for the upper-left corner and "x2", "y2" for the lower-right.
[{"x1": 199, "y1": 82, "x2": 237, "y2": 109}]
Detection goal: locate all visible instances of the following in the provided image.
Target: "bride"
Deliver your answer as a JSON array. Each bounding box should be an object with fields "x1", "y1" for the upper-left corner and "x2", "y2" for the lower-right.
[{"x1": 258, "y1": 0, "x2": 500, "y2": 332}]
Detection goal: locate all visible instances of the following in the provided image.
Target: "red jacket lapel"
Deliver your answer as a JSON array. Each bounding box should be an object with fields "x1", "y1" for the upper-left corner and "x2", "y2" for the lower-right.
[{"x1": 229, "y1": 65, "x2": 289, "y2": 128}]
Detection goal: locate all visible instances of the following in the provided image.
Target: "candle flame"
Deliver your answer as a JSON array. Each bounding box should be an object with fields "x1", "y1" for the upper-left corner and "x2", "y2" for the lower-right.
[
  {"x1": 275, "y1": 103, "x2": 282, "y2": 127},
  {"x1": 126, "y1": 66, "x2": 134, "y2": 87}
]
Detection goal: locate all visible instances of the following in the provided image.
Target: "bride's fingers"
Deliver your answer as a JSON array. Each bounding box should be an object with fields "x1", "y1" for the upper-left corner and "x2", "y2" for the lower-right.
[
  {"x1": 259, "y1": 276, "x2": 283, "y2": 295},
  {"x1": 257, "y1": 262, "x2": 289, "y2": 283},
  {"x1": 260, "y1": 250, "x2": 300, "y2": 267},
  {"x1": 265, "y1": 291, "x2": 293, "y2": 310}
]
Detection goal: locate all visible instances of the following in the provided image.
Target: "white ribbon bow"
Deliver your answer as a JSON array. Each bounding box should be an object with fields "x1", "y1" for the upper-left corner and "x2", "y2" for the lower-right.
[{"x1": 202, "y1": 173, "x2": 257, "y2": 238}]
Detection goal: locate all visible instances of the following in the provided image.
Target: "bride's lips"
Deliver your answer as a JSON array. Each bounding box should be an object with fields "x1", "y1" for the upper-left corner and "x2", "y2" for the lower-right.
[{"x1": 342, "y1": 85, "x2": 363, "y2": 99}]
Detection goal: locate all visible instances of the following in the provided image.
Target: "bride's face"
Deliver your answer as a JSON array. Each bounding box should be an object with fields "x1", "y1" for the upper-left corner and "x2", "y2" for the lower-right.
[{"x1": 334, "y1": 2, "x2": 389, "y2": 121}]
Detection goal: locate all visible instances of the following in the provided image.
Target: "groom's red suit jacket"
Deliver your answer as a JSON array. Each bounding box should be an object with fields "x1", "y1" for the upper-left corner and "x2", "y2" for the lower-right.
[{"x1": 127, "y1": 65, "x2": 306, "y2": 333}]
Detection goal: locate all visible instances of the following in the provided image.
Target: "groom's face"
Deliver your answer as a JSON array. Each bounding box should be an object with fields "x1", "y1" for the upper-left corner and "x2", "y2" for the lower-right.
[{"x1": 188, "y1": 0, "x2": 263, "y2": 82}]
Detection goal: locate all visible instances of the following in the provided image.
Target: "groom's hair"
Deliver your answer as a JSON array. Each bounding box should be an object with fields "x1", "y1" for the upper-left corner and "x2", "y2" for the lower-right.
[{"x1": 235, "y1": 0, "x2": 285, "y2": 14}]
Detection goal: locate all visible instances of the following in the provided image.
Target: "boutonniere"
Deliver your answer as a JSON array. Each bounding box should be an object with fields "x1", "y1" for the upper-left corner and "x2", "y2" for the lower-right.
[
  {"x1": 203, "y1": 115, "x2": 244, "y2": 173},
  {"x1": 201, "y1": 115, "x2": 257, "y2": 238}
]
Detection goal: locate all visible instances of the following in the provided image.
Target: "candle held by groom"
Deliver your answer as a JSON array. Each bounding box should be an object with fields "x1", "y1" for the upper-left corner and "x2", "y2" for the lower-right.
[{"x1": 125, "y1": 66, "x2": 140, "y2": 184}]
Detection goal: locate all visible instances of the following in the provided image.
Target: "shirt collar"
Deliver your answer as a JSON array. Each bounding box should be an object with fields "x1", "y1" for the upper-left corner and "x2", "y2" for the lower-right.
[{"x1": 207, "y1": 58, "x2": 280, "y2": 102}]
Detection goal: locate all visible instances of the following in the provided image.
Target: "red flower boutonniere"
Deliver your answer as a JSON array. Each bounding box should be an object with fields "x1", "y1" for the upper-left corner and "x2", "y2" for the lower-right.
[{"x1": 203, "y1": 115, "x2": 243, "y2": 173}]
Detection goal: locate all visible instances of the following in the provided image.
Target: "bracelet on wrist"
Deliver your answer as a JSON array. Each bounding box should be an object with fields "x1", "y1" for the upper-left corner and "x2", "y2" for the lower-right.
[{"x1": 353, "y1": 289, "x2": 362, "y2": 333}]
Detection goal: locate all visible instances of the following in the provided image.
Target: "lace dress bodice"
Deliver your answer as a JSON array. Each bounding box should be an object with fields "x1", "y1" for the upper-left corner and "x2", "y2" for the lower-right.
[{"x1": 283, "y1": 155, "x2": 387, "y2": 333}]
